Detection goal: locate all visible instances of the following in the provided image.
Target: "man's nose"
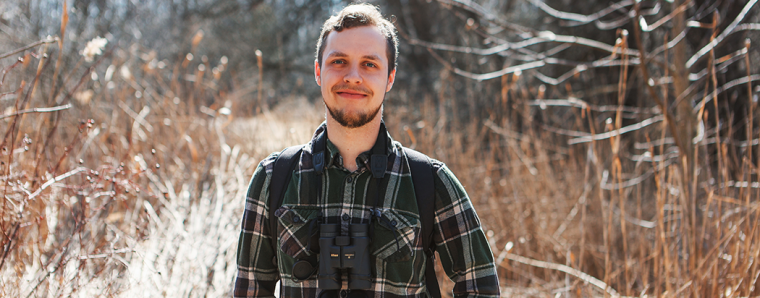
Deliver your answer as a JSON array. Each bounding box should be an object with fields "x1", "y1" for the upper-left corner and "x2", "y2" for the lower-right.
[{"x1": 343, "y1": 65, "x2": 362, "y2": 84}]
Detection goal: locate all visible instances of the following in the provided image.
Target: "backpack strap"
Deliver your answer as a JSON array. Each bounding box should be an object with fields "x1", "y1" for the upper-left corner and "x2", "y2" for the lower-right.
[
  {"x1": 268, "y1": 145, "x2": 303, "y2": 267},
  {"x1": 403, "y1": 147, "x2": 441, "y2": 298}
]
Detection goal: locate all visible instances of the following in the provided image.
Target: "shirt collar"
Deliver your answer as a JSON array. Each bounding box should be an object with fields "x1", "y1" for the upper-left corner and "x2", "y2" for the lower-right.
[{"x1": 309, "y1": 121, "x2": 394, "y2": 171}]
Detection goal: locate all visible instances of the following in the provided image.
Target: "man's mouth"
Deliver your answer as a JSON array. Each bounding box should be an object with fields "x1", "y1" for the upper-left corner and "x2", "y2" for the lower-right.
[{"x1": 335, "y1": 90, "x2": 368, "y2": 99}]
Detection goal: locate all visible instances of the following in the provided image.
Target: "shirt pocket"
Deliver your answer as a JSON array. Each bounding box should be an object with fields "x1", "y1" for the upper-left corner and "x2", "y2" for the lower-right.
[
  {"x1": 371, "y1": 209, "x2": 421, "y2": 262},
  {"x1": 275, "y1": 206, "x2": 321, "y2": 260}
]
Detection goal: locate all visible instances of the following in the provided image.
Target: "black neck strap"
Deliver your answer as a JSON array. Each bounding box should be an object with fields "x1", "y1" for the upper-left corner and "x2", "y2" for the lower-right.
[
  {"x1": 370, "y1": 122, "x2": 388, "y2": 179},
  {"x1": 312, "y1": 122, "x2": 389, "y2": 228},
  {"x1": 312, "y1": 122, "x2": 388, "y2": 179}
]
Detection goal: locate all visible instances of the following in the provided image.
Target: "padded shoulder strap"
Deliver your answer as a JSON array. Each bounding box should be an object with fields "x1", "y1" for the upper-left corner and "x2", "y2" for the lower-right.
[
  {"x1": 403, "y1": 147, "x2": 441, "y2": 298},
  {"x1": 268, "y1": 145, "x2": 303, "y2": 266}
]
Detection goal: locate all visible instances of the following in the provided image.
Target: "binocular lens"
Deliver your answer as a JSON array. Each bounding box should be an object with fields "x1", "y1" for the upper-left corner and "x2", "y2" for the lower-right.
[{"x1": 292, "y1": 260, "x2": 316, "y2": 280}]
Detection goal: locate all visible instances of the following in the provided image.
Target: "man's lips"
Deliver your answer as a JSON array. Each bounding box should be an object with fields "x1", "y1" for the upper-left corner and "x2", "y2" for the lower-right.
[{"x1": 335, "y1": 90, "x2": 368, "y2": 99}]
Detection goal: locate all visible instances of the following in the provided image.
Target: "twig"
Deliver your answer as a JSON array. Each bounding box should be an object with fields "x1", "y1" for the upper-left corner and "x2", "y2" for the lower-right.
[
  {"x1": 455, "y1": 61, "x2": 545, "y2": 81},
  {"x1": 533, "y1": 57, "x2": 643, "y2": 85},
  {"x1": 717, "y1": 180, "x2": 760, "y2": 189},
  {"x1": 691, "y1": 74, "x2": 760, "y2": 113},
  {"x1": 527, "y1": 98, "x2": 660, "y2": 114},
  {"x1": 0, "y1": 223, "x2": 20, "y2": 272},
  {"x1": 527, "y1": 0, "x2": 634, "y2": 26},
  {"x1": 631, "y1": 3, "x2": 686, "y2": 155},
  {"x1": 0, "y1": 57, "x2": 24, "y2": 87},
  {"x1": 685, "y1": 0, "x2": 758, "y2": 68},
  {"x1": 642, "y1": 1, "x2": 692, "y2": 32},
  {"x1": 502, "y1": 252, "x2": 624, "y2": 297},
  {"x1": 0, "y1": 36, "x2": 58, "y2": 60},
  {"x1": 435, "y1": 0, "x2": 534, "y2": 33},
  {"x1": 26, "y1": 167, "x2": 89, "y2": 201},
  {"x1": 553, "y1": 183, "x2": 592, "y2": 239},
  {"x1": 118, "y1": 101, "x2": 154, "y2": 132},
  {"x1": 483, "y1": 119, "x2": 524, "y2": 140},
  {"x1": 568, "y1": 115, "x2": 664, "y2": 144},
  {"x1": 78, "y1": 248, "x2": 135, "y2": 260},
  {"x1": 601, "y1": 158, "x2": 675, "y2": 190},
  {"x1": 0, "y1": 104, "x2": 72, "y2": 121}
]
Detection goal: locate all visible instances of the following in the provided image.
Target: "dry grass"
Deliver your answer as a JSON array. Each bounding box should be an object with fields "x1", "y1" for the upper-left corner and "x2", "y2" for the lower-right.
[{"x1": 1, "y1": 17, "x2": 759, "y2": 298}]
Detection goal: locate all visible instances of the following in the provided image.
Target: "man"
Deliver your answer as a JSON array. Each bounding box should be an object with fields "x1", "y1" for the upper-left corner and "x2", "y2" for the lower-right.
[{"x1": 235, "y1": 4, "x2": 500, "y2": 298}]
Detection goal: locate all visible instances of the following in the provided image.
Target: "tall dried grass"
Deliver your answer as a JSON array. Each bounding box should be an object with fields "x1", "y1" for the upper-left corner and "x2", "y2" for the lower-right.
[{"x1": 1, "y1": 9, "x2": 759, "y2": 298}]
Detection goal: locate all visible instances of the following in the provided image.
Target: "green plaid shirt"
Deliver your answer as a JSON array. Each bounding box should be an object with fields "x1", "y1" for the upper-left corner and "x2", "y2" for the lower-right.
[{"x1": 235, "y1": 124, "x2": 500, "y2": 297}]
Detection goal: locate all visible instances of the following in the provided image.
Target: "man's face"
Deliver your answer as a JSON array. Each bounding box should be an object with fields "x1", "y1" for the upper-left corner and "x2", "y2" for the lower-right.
[{"x1": 315, "y1": 25, "x2": 396, "y2": 128}]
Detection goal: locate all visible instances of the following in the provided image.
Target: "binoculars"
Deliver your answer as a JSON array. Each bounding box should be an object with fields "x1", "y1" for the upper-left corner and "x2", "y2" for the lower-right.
[{"x1": 317, "y1": 223, "x2": 372, "y2": 290}]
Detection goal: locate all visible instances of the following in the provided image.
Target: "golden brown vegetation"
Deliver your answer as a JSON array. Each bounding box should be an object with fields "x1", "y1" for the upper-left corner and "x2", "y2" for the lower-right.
[{"x1": 1, "y1": 4, "x2": 759, "y2": 298}]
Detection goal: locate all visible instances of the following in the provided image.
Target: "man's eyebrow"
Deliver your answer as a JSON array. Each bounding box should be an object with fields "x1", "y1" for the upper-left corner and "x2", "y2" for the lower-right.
[
  {"x1": 325, "y1": 52, "x2": 383, "y2": 62},
  {"x1": 362, "y1": 54, "x2": 382, "y2": 61},
  {"x1": 325, "y1": 51, "x2": 348, "y2": 58}
]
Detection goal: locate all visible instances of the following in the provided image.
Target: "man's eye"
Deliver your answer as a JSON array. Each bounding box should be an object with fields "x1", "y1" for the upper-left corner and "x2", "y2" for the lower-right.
[
  {"x1": 332, "y1": 60, "x2": 345, "y2": 64},
  {"x1": 365, "y1": 62, "x2": 377, "y2": 68}
]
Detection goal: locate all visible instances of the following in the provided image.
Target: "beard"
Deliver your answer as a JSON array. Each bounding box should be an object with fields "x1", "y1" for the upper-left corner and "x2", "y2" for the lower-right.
[
  {"x1": 325, "y1": 98, "x2": 383, "y2": 128},
  {"x1": 324, "y1": 82, "x2": 383, "y2": 128}
]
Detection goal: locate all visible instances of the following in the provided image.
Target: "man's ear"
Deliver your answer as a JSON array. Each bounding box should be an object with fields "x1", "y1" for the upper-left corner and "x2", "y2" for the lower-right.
[
  {"x1": 385, "y1": 68, "x2": 396, "y2": 92},
  {"x1": 314, "y1": 59, "x2": 322, "y2": 86}
]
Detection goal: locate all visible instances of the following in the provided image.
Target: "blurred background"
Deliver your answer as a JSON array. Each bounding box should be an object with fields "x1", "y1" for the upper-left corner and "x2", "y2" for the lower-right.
[{"x1": 0, "y1": 0, "x2": 758, "y2": 296}]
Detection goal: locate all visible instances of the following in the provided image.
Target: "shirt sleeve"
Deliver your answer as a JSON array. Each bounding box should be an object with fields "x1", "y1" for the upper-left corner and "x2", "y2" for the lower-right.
[
  {"x1": 234, "y1": 155, "x2": 280, "y2": 298},
  {"x1": 432, "y1": 162, "x2": 501, "y2": 298}
]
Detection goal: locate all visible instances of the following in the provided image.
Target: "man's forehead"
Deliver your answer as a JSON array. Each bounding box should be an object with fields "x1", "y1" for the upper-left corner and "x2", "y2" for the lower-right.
[{"x1": 323, "y1": 26, "x2": 388, "y2": 59}]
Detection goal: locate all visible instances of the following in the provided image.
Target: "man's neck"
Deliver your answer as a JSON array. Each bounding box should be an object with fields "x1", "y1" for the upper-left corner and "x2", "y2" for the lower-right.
[{"x1": 325, "y1": 116, "x2": 381, "y2": 172}]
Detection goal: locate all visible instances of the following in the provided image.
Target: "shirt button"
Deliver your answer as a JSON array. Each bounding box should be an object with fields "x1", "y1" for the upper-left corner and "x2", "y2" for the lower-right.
[
  {"x1": 346, "y1": 176, "x2": 353, "y2": 183},
  {"x1": 293, "y1": 216, "x2": 301, "y2": 223},
  {"x1": 390, "y1": 220, "x2": 397, "y2": 227},
  {"x1": 342, "y1": 214, "x2": 350, "y2": 221}
]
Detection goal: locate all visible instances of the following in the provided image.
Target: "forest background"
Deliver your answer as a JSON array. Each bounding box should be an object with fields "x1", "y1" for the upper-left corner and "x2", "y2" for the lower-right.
[{"x1": 0, "y1": 0, "x2": 759, "y2": 297}]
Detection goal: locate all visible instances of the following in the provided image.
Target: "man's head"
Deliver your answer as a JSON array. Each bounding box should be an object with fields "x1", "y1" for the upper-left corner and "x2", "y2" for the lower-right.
[
  {"x1": 315, "y1": 4, "x2": 398, "y2": 129},
  {"x1": 315, "y1": 4, "x2": 398, "y2": 73}
]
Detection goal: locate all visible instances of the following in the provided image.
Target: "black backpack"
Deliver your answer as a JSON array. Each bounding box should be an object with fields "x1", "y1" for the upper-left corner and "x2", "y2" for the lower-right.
[{"x1": 268, "y1": 145, "x2": 441, "y2": 298}]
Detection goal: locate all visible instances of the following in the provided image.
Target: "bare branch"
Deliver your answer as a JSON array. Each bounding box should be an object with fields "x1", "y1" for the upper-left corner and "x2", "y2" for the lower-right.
[
  {"x1": 0, "y1": 104, "x2": 72, "y2": 121},
  {"x1": 568, "y1": 115, "x2": 665, "y2": 144},
  {"x1": 527, "y1": 0, "x2": 634, "y2": 26},
  {"x1": 410, "y1": 31, "x2": 639, "y2": 57},
  {"x1": 692, "y1": 74, "x2": 760, "y2": 113},
  {"x1": 685, "y1": 0, "x2": 758, "y2": 68},
  {"x1": 527, "y1": 98, "x2": 660, "y2": 114},
  {"x1": 78, "y1": 248, "x2": 135, "y2": 260},
  {"x1": 601, "y1": 158, "x2": 676, "y2": 190},
  {"x1": 453, "y1": 61, "x2": 545, "y2": 81},
  {"x1": 540, "y1": 123, "x2": 592, "y2": 138},
  {"x1": 534, "y1": 57, "x2": 642, "y2": 85},
  {"x1": 641, "y1": 1, "x2": 692, "y2": 32},
  {"x1": 27, "y1": 167, "x2": 90, "y2": 201},
  {"x1": 436, "y1": 0, "x2": 535, "y2": 33},
  {"x1": 483, "y1": 119, "x2": 524, "y2": 140},
  {"x1": 688, "y1": 47, "x2": 749, "y2": 82},
  {"x1": 501, "y1": 252, "x2": 624, "y2": 297},
  {"x1": 0, "y1": 36, "x2": 58, "y2": 60},
  {"x1": 631, "y1": 2, "x2": 686, "y2": 157},
  {"x1": 650, "y1": 28, "x2": 687, "y2": 57}
]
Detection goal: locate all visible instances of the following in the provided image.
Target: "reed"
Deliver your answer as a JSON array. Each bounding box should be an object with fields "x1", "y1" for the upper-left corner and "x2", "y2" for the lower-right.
[{"x1": 1, "y1": 9, "x2": 758, "y2": 298}]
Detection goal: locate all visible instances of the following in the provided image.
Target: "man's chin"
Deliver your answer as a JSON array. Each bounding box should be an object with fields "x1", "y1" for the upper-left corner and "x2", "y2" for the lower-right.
[
  {"x1": 325, "y1": 100, "x2": 383, "y2": 129},
  {"x1": 337, "y1": 116, "x2": 371, "y2": 128},
  {"x1": 330, "y1": 111, "x2": 378, "y2": 128}
]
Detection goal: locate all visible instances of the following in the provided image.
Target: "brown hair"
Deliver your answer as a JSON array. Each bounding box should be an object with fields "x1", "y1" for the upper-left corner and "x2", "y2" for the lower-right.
[{"x1": 315, "y1": 3, "x2": 398, "y2": 73}]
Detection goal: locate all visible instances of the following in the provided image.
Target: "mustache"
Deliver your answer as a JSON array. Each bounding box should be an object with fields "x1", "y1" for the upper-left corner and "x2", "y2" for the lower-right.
[{"x1": 331, "y1": 83, "x2": 373, "y2": 96}]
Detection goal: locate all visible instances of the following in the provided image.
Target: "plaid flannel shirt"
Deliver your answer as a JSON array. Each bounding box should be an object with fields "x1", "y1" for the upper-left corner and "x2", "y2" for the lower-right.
[{"x1": 235, "y1": 124, "x2": 500, "y2": 298}]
